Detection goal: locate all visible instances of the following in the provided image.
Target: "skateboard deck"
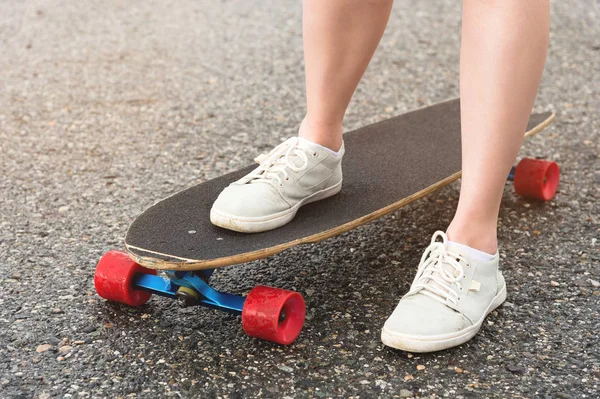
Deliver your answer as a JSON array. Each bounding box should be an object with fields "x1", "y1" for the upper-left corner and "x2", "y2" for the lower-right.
[{"x1": 125, "y1": 98, "x2": 554, "y2": 271}]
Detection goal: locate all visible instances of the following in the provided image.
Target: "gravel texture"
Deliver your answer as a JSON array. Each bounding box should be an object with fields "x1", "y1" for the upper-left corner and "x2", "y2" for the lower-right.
[{"x1": 1, "y1": 1, "x2": 599, "y2": 398}]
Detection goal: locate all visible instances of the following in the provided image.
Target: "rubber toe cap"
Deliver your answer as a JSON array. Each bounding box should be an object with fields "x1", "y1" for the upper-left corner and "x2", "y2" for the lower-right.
[
  {"x1": 211, "y1": 182, "x2": 290, "y2": 218},
  {"x1": 383, "y1": 294, "x2": 471, "y2": 337}
]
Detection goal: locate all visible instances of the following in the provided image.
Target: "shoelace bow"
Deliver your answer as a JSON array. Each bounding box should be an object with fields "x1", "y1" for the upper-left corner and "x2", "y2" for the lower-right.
[
  {"x1": 408, "y1": 231, "x2": 468, "y2": 306},
  {"x1": 249, "y1": 138, "x2": 314, "y2": 186}
]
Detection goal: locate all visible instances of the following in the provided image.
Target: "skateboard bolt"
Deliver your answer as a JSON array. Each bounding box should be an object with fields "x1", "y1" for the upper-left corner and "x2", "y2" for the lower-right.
[
  {"x1": 175, "y1": 286, "x2": 200, "y2": 307},
  {"x1": 278, "y1": 310, "x2": 287, "y2": 324}
]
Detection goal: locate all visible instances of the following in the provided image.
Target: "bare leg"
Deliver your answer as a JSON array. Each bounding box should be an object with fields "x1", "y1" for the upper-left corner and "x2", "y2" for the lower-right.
[
  {"x1": 446, "y1": 0, "x2": 550, "y2": 253},
  {"x1": 212, "y1": 1, "x2": 392, "y2": 232},
  {"x1": 299, "y1": 0, "x2": 394, "y2": 151}
]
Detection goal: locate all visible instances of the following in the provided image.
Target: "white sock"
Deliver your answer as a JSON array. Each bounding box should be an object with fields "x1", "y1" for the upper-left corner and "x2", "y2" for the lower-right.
[
  {"x1": 298, "y1": 137, "x2": 343, "y2": 157},
  {"x1": 447, "y1": 240, "x2": 497, "y2": 262}
]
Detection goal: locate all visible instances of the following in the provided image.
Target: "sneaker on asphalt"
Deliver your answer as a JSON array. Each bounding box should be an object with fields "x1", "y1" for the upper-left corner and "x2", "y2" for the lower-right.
[
  {"x1": 210, "y1": 137, "x2": 344, "y2": 233},
  {"x1": 381, "y1": 231, "x2": 506, "y2": 353}
]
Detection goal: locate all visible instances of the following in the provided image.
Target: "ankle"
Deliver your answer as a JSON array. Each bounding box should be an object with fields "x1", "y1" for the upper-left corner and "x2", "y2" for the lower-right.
[
  {"x1": 446, "y1": 220, "x2": 498, "y2": 254},
  {"x1": 299, "y1": 117, "x2": 343, "y2": 152}
]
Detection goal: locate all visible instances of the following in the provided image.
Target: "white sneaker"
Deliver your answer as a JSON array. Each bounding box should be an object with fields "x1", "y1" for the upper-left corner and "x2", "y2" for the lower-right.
[
  {"x1": 381, "y1": 231, "x2": 506, "y2": 353},
  {"x1": 210, "y1": 137, "x2": 344, "y2": 233}
]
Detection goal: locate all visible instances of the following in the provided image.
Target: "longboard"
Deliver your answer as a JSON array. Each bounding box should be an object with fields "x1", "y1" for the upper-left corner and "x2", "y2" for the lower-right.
[{"x1": 124, "y1": 98, "x2": 555, "y2": 271}]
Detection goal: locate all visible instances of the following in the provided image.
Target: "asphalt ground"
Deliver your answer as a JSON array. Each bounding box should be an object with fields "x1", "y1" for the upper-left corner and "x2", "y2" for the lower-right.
[{"x1": 1, "y1": 1, "x2": 599, "y2": 398}]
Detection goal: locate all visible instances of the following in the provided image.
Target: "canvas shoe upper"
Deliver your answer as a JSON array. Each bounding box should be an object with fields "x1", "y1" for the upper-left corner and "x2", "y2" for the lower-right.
[
  {"x1": 210, "y1": 137, "x2": 344, "y2": 232},
  {"x1": 381, "y1": 231, "x2": 506, "y2": 353}
]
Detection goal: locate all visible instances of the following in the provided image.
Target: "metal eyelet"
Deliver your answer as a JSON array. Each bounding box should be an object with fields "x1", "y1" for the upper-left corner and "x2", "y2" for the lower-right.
[{"x1": 313, "y1": 152, "x2": 318, "y2": 157}]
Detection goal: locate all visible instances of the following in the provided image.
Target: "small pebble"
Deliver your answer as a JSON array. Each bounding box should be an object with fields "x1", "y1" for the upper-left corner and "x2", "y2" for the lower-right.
[
  {"x1": 506, "y1": 364, "x2": 527, "y2": 374},
  {"x1": 277, "y1": 365, "x2": 294, "y2": 373},
  {"x1": 82, "y1": 325, "x2": 97, "y2": 333},
  {"x1": 36, "y1": 344, "x2": 52, "y2": 353}
]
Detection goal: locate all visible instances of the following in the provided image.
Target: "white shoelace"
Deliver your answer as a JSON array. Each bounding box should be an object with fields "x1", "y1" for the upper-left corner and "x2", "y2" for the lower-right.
[
  {"x1": 408, "y1": 231, "x2": 468, "y2": 306},
  {"x1": 248, "y1": 138, "x2": 315, "y2": 186}
]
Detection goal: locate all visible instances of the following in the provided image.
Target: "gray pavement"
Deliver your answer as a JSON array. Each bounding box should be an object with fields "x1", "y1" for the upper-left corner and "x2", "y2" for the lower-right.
[{"x1": 1, "y1": 1, "x2": 599, "y2": 398}]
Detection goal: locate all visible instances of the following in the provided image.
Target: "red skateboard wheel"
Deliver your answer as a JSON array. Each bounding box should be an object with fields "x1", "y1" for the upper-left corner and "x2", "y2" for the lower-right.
[
  {"x1": 513, "y1": 158, "x2": 560, "y2": 201},
  {"x1": 242, "y1": 286, "x2": 306, "y2": 345},
  {"x1": 94, "y1": 250, "x2": 156, "y2": 306}
]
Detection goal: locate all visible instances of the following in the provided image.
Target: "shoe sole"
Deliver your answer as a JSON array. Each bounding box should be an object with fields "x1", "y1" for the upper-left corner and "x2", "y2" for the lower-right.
[
  {"x1": 380, "y1": 283, "x2": 507, "y2": 353},
  {"x1": 210, "y1": 181, "x2": 342, "y2": 233}
]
